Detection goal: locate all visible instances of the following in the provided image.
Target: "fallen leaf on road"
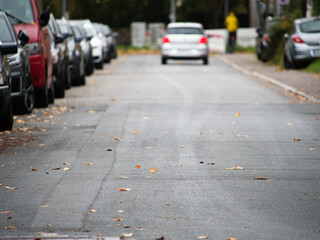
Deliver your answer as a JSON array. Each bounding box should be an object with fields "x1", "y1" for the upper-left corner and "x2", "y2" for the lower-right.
[
  {"x1": 4, "y1": 186, "x2": 17, "y2": 190},
  {"x1": 86, "y1": 163, "x2": 93, "y2": 166},
  {"x1": 89, "y1": 209, "x2": 96, "y2": 212},
  {"x1": 145, "y1": 147, "x2": 152, "y2": 149},
  {"x1": 178, "y1": 145, "x2": 185, "y2": 148},
  {"x1": 309, "y1": 148, "x2": 316, "y2": 151},
  {"x1": 133, "y1": 130, "x2": 139, "y2": 134},
  {"x1": 120, "y1": 233, "x2": 133, "y2": 238},
  {"x1": 113, "y1": 217, "x2": 123, "y2": 221},
  {"x1": 287, "y1": 122, "x2": 294, "y2": 126},
  {"x1": 172, "y1": 164, "x2": 182, "y2": 167},
  {"x1": 135, "y1": 227, "x2": 144, "y2": 231},
  {"x1": 118, "y1": 210, "x2": 124, "y2": 213},
  {"x1": 226, "y1": 166, "x2": 245, "y2": 170},
  {"x1": 88, "y1": 110, "x2": 96, "y2": 114},
  {"x1": 38, "y1": 129, "x2": 47, "y2": 132},
  {"x1": 114, "y1": 137, "x2": 121, "y2": 141},
  {"x1": 293, "y1": 138, "x2": 301, "y2": 142},
  {"x1": 38, "y1": 144, "x2": 46, "y2": 147},
  {"x1": 312, "y1": 117, "x2": 318, "y2": 121},
  {"x1": 135, "y1": 165, "x2": 141, "y2": 169},
  {"x1": 142, "y1": 117, "x2": 149, "y2": 120},
  {"x1": 31, "y1": 168, "x2": 38, "y2": 171},
  {"x1": 173, "y1": 218, "x2": 180, "y2": 220},
  {"x1": 123, "y1": 225, "x2": 131, "y2": 228},
  {"x1": 63, "y1": 167, "x2": 71, "y2": 171},
  {"x1": 4, "y1": 226, "x2": 15, "y2": 230},
  {"x1": 120, "y1": 176, "x2": 129, "y2": 179},
  {"x1": 149, "y1": 168, "x2": 157, "y2": 173},
  {"x1": 236, "y1": 134, "x2": 249, "y2": 138},
  {"x1": 52, "y1": 168, "x2": 61, "y2": 170},
  {"x1": 226, "y1": 238, "x2": 237, "y2": 240},
  {"x1": 198, "y1": 236, "x2": 209, "y2": 239},
  {"x1": 119, "y1": 188, "x2": 130, "y2": 191},
  {"x1": 40, "y1": 205, "x2": 48, "y2": 208},
  {"x1": 0, "y1": 211, "x2": 11, "y2": 214},
  {"x1": 254, "y1": 177, "x2": 268, "y2": 180},
  {"x1": 235, "y1": 112, "x2": 241, "y2": 117}
]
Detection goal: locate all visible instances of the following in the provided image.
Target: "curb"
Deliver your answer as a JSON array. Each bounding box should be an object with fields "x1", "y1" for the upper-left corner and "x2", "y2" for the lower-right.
[{"x1": 219, "y1": 56, "x2": 320, "y2": 104}]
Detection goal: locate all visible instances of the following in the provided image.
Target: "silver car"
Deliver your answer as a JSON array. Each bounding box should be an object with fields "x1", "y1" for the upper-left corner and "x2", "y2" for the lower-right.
[
  {"x1": 284, "y1": 17, "x2": 320, "y2": 69},
  {"x1": 161, "y1": 22, "x2": 209, "y2": 65}
]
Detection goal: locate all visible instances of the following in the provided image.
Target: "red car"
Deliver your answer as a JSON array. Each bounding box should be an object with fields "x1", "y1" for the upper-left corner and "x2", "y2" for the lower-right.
[{"x1": 0, "y1": 0, "x2": 54, "y2": 107}]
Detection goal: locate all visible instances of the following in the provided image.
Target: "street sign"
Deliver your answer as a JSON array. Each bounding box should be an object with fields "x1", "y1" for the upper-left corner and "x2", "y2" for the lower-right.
[{"x1": 277, "y1": 0, "x2": 290, "y2": 5}]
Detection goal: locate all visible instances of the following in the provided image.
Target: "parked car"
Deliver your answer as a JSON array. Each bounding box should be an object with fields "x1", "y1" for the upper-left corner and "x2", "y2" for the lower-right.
[
  {"x1": 0, "y1": 11, "x2": 18, "y2": 130},
  {"x1": 0, "y1": 0, "x2": 54, "y2": 107},
  {"x1": 256, "y1": 17, "x2": 281, "y2": 62},
  {"x1": 57, "y1": 19, "x2": 85, "y2": 86},
  {"x1": 161, "y1": 22, "x2": 209, "y2": 65},
  {"x1": 48, "y1": 13, "x2": 71, "y2": 97},
  {"x1": 71, "y1": 23, "x2": 94, "y2": 77},
  {"x1": 284, "y1": 17, "x2": 320, "y2": 69},
  {"x1": 93, "y1": 23, "x2": 110, "y2": 63},
  {"x1": 72, "y1": 20, "x2": 104, "y2": 69},
  {"x1": 102, "y1": 24, "x2": 118, "y2": 60},
  {"x1": 9, "y1": 30, "x2": 35, "y2": 114}
]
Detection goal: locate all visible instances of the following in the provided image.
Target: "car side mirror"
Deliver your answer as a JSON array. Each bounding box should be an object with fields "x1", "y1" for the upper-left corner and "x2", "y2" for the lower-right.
[
  {"x1": 40, "y1": 6, "x2": 51, "y2": 27},
  {"x1": 284, "y1": 33, "x2": 289, "y2": 40},
  {"x1": 0, "y1": 43, "x2": 18, "y2": 55},
  {"x1": 18, "y1": 30, "x2": 29, "y2": 46},
  {"x1": 54, "y1": 34, "x2": 64, "y2": 44}
]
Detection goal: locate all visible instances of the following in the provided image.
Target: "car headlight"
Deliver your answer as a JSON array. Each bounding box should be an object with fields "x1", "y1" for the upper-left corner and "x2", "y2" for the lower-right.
[
  {"x1": 28, "y1": 42, "x2": 42, "y2": 55},
  {"x1": 0, "y1": 73, "x2": 4, "y2": 85}
]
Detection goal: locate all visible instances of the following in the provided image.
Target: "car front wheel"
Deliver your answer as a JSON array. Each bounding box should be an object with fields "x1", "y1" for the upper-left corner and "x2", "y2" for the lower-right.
[{"x1": 0, "y1": 96, "x2": 13, "y2": 131}]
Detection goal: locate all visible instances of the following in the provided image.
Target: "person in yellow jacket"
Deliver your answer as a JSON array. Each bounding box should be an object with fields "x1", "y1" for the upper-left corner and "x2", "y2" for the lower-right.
[{"x1": 225, "y1": 11, "x2": 239, "y2": 53}]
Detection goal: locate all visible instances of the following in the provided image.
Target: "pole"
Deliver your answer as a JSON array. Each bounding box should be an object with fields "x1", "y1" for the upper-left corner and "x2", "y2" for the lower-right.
[
  {"x1": 170, "y1": 0, "x2": 176, "y2": 23},
  {"x1": 62, "y1": 0, "x2": 67, "y2": 18},
  {"x1": 224, "y1": 0, "x2": 229, "y2": 19}
]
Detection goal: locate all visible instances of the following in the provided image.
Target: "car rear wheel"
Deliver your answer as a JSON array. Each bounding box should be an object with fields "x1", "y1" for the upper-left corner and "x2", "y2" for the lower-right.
[
  {"x1": 35, "y1": 73, "x2": 49, "y2": 108},
  {"x1": 284, "y1": 55, "x2": 291, "y2": 69},
  {"x1": 161, "y1": 57, "x2": 167, "y2": 65},
  {"x1": 96, "y1": 60, "x2": 104, "y2": 70},
  {"x1": 203, "y1": 57, "x2": 208, "y2": 65},
  {"x1": 54, "y1": 76, "x2": 65, "y2": 99},
  {"x1": 0, "y1": 96, "x2": 13, "y2": 131}
]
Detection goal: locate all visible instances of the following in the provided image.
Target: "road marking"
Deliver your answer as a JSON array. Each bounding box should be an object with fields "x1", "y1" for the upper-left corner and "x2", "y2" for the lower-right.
[{"x1": 220, "y1": 56, "x2": 320, "y2": 103}]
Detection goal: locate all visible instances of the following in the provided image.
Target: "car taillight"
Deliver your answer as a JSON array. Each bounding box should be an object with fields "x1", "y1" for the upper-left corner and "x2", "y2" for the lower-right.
[
  {"x1": 199, "y1": 37, "x2": 208, "y2": 44},
  {"x1": 262, "y1": 34, "x2": 270, "y2": 43},
  {"x1": 292, "y1": 35, "x2": 305, "y2": 44},
  {"x1": 162, "y1": 36, "x2": 170, "y2": 44}
]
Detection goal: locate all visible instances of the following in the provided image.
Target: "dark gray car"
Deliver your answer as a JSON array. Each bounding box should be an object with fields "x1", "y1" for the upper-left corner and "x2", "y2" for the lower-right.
[{"x1": 284, "y1": 17, "x2": 320, "y2": 69}]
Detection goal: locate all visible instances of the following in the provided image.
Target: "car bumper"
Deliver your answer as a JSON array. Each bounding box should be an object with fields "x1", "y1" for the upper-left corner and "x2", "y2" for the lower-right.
[
  {"x1": 161, "y1": 45, "x2": 208, "y2": 59},
  {"x1": 10, "y1": 62, "x2": 24, "y2": 99},
  {"x1": 0, "y1": 85, "x2": 11, "y2": 116},
  {"x1": 292, "y1": 44, "x2": 320, "y2": 62},
  {"x1": 30, "y1": 54, "x2": 45, "y2": 91}
]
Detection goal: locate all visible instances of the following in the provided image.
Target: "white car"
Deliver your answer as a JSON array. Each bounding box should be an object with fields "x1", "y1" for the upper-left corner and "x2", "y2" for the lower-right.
[{"x1": 161, "y1": 22, "x2": 209, "y2": 65}]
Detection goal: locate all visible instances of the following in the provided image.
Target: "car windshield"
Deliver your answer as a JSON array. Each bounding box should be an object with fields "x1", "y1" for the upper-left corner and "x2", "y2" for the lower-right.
[
  {"x1": 167, "y1": 27, "x2": 203, "y2": 35},
  {"x1": 300, "y1": 20, "x2": 320, "y2": 33},
  {"x1": 0, "y1": 17, "x2": 14, "y2": 42},
  {"x1": 0, "y1": 0, "x2": 35, "y2": 24}
]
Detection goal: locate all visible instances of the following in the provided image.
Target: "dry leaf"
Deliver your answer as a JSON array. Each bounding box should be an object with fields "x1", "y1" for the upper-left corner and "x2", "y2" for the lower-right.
[
  {"x1": 4, "y1": 226, "x2": 16, "y2": 230},
  {"x1": 293, "y1": 138, "x2": 301, "y2": 142},
  {"x1": 114, "y1": 137, "x2": 121, "y2": 141},
  {"x1": 120, "y1": 176, "x2": 129, "y2": 179},
  {"x1": 31, "y1": 168, "x2": 38, "y2": 171},
  {"x1": 287, "y1": 122, "x2": 294, "y2": 126},
  {"x1": 0, "y1": 211, "x2": 11, "y2": 214},
  {"x1": 86, "y1": 163, "x2": 93, "y2": 166},
  {"x1": 40, "y1": 205, "x2": 48, "y2": 208},
  {"x1": 173, "y1": 218, "x2": 180, "y2": 221},
  {"x1": 226, "y1": 238, "x2": 237, "y2": 240},
  {"x1": 172, "y1": 164, "x2": 182, "y2": 167},
  {"x1": 311, "y1": 117, "x2": 318, "y2": 121},
  {"x1": 52, "y1": 168, "x2": 61, "y2": 170},
  {"x1": 135, "y1": 165, "x2": 141, "y2": 169},
  {"x1": 119, "y1": 188, "x2": 130, "y2": 191},
  {"x1": 118, "y1": 210, "x2": 124, "y2": 213},
  {"x1": 142, "y1": 117, "x2": 149, "y2": 120},
  {"x1": 236, "y1": 134, "x2": 249, "y2": 138},
  {"x1": 89, "y1": 209, "x2": 96, "y2": 212},
  {"x1": 133, "y1": 130, "x2": 139, "y2": 134},
  {"x1": 254, "y1": 177, "x2": 268, "y2": 180},
  {"x1": 226, "y1": 166, "x2": 245, "y2": 170},
  {"x1": 235, "y1": 112, "x2": 241, "y2": 117},
  {"x1": 63, "y1": 167, "x2": 71, "y2": 171},
  {"x1": 198, "y1": 236, "x2": 209, "y2": 239},
  {"x1": 88, "y1": 110, "x2": 96, "y2": 114},
  {"x1": 149, "y1": 168, "x2": 157, "y2": 173},
  {"x1": 145, "y1": 147, "x2": 152, "y2": 149},
  {"x1": 113, "y1": 217, "x2": 123, "y2": 222},
  {"x1": 38, "y1": 144, "x2": 46, "y2": 147},
  {"x1": 178, "y1": 145, "x2": 185, "y2": 148},
  {"x1": 4, "y1": 186, "x2": 17, "y2": 190},
  {"x1": 136, "y1": 227, "x2": 144, "y2": 231},
  {"x1": 309, "y1": 148, "x2": 316, "y2": 151},
  {"x1": 120, "y1": 233, "x2": 133, "y2": 238}
]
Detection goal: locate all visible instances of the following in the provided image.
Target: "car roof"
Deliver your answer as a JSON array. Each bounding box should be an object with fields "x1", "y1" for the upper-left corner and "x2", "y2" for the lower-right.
[{"x1": 167, "y1": 22, "x2": 203, "y2": 29}]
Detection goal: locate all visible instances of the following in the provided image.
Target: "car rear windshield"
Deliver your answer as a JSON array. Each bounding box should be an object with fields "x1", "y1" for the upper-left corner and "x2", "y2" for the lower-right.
[
  {"x1": 300, "y1": 20, "x2": 320, "y2": 33},
  {"x1": 0, "y1": 17, "x2": 14, "y2": 42},
  {"x1": 167, "y1": 27, "x2": 203, "y2": 35},
  {"x1": 0, "y1": 0, "x2": 35, "y2": 24}
]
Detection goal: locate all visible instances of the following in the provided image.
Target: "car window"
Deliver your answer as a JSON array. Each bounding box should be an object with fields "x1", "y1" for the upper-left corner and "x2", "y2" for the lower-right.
[
  {"x1": 167, "y1": 27, "x2": 203, "y2": 35},
  {"x1": 0, "y1": 17, "x2": 14, "y2": 42},
  {"x1": 300, "y1": 20, "x2": 320, "y2": 33},
  {"x1": 0, "y1": 0, "x2": 35, "y2": 24}
]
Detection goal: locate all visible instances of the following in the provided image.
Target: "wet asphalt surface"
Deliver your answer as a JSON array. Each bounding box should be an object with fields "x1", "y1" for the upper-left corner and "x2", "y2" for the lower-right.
[{"x1": 0, "y1": 55, "x2": 319, "y2": 240}]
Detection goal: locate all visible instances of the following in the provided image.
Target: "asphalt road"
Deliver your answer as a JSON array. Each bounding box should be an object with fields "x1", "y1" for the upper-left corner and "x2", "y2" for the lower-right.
[{"x1": 0, "y1": 55, "x2": 319, "y2": 240}]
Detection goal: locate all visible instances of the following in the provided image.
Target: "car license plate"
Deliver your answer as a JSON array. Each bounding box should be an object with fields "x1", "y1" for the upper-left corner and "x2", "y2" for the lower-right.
[{"x1": 311, "y1": 49, "x2": 320, "y2": 57}]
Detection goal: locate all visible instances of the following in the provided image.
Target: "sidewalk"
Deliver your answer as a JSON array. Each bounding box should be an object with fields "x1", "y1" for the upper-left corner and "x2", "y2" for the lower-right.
[{"x1": 220, "y1": 53, "x2": 320, "y2": 103}]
